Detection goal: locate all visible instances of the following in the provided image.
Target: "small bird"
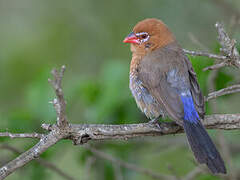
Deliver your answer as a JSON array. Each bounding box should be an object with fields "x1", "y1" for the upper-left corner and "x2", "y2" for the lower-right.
[{"x1": 123, "y1": 18, "x2": 226, "y2": 174}]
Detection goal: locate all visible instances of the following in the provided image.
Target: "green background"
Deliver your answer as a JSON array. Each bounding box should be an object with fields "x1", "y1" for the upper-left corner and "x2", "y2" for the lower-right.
[{"x1": 0, "y1": 0, "x2": 240, "y2": 179}]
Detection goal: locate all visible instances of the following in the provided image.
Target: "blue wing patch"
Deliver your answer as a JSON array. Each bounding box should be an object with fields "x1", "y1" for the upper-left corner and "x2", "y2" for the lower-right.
[
  {"x1": 167, "y1": 69, "x2": 200, "y2": 123},
  {"x1": 180, "y1": 95, "x2": 200, "y2": 124}
]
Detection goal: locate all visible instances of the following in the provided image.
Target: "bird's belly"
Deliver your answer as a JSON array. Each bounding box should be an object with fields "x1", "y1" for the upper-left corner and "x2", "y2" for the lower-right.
[{"x1": 129, "y1": 74, "x2": 164, "y2": 119}]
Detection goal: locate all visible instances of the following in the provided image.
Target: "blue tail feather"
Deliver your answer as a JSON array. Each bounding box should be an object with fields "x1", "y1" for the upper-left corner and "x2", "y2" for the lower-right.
[{"x1": 181, "y1": 96, "x2": 226, "y2": 174}]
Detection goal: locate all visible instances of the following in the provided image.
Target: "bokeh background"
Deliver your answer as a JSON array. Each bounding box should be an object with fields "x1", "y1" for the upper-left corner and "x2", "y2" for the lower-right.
[{"x1": 0, "y1": 0, "x2": 240, "y2": 180}]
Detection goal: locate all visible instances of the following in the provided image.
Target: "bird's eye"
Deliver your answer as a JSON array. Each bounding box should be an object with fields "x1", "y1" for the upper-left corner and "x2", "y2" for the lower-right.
[
  {"x1": 140, "y1": 34, "x2": 147, "y2": 39},
  {"x1": 136, "y1": 32, "x2": 149, "y2": 43},
  {"x1": 136, "y1": 32, "x2": 149, "y2": 39}
]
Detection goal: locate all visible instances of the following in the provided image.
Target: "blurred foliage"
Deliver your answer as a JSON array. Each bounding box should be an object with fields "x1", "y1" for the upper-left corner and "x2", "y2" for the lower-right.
[{"x1": 0, "y1": 1, "x2": 240, "y2": 180}]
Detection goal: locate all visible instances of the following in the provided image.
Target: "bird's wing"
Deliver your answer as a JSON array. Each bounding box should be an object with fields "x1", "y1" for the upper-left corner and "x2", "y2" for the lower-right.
[
  {"x1": 138, "y1": 43, "x2": 204, "y2": 124},
  {"x1": 184, "y1": 56, "x2": 205, "y2": 119}
]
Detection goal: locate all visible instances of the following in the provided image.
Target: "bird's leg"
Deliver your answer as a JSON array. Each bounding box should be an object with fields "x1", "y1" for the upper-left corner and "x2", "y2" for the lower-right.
[
  {"x1": 148, "y1": 116, "x2": 161, "y2": 129},
  {"x1": 148, "y1": 118, "x2": 159, "y2": 124}
]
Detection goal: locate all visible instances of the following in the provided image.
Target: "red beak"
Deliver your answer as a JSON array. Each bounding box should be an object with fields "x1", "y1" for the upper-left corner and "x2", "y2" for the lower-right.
[{"x1": 123, "y1": 32, "x2": 139, "y2": 44}]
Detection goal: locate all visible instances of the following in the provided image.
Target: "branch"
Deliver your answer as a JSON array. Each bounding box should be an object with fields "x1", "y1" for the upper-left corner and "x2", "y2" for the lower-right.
[
  {"x1": 203, "y1": 62, "x2": 228, "y2": 71},
  {"x1": 0, "y1": 144, "x2": 76, "y2": 180},
  {"x1": 1, "y1": 114, "x2": 239, "y2": 143},
  {"x1": 184, "y1": 22, "x2": 240, "y2": 71},
  {"x1": 183, "y1": 49, "x2": 227, "y2": 60},
  {"x1": 0, "y1": 130, "x2": 63, "y2": 179},
  {"x1": 205, "y1": 84, "x2": 240, "y2": 101},
  {"x1": 65, "y1": 114, "x2": 240, "y2": 144},
  {"x1": 0, "y1": 66, "x2": 70, "y2": 179}
]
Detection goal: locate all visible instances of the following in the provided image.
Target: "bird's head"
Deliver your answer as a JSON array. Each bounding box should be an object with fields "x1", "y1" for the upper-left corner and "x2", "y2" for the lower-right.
[{"x1": 123, "y1": 18, "x2": 176, "y2": 54}]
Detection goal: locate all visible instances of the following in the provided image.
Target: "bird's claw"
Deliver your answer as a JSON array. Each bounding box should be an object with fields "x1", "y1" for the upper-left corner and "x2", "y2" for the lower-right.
[{"x1": 148, "y1": 118, "x2": 161, "y2": 129}]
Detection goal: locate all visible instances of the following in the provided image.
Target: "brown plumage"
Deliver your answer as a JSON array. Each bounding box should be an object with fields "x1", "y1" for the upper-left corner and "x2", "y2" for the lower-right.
[{"x1": 123, "y1": 18, "x2": 226, "y2": 174}]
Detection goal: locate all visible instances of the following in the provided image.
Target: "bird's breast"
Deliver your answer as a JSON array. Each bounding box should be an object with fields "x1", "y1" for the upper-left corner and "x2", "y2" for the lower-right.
[{"x1": 129, "y1": 72, "x2": 164, "y2": 119}]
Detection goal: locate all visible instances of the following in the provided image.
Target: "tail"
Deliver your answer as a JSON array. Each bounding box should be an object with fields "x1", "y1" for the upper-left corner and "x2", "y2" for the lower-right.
[{"x1": 183, "y1": 120, "x2": 227, "y2": 174}]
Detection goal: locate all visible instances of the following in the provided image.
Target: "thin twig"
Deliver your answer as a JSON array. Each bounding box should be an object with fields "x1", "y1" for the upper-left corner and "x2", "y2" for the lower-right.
[
  {"x1": 0, "y1": 132, "x2": 44, "y2": 139},
  {"x1": 203, "y1": 62, "x2": 229, "y2": 71},
  {"x1": 84, "y1": 145, "x2": 175, "y2": 180},
  {"x1": 205, "y1": 84, "x2": 240, "y2": 101},
  {"x1": 48, "y1": 65, "x2": 68, "y2": 127},
  {"x1": 183, "y1": 49, "x2": 227, "y2": 60},
  {"x1": 184, "y1": 22, "x2": 240, "y2": 71}
]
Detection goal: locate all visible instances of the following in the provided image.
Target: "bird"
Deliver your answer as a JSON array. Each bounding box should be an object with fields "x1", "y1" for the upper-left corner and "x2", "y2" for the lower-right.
[{"x1": 123, "y1": 18, "x2": 226, "y2": 174}]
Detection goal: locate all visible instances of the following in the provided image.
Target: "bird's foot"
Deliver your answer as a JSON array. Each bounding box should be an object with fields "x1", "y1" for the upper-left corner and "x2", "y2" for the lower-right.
[
  {"x1": 148, "y1": 118, "x2": 161, "y2": 129},
  {"x1": 149, "y1": 118, "x2": 159, "y2": 124}
]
